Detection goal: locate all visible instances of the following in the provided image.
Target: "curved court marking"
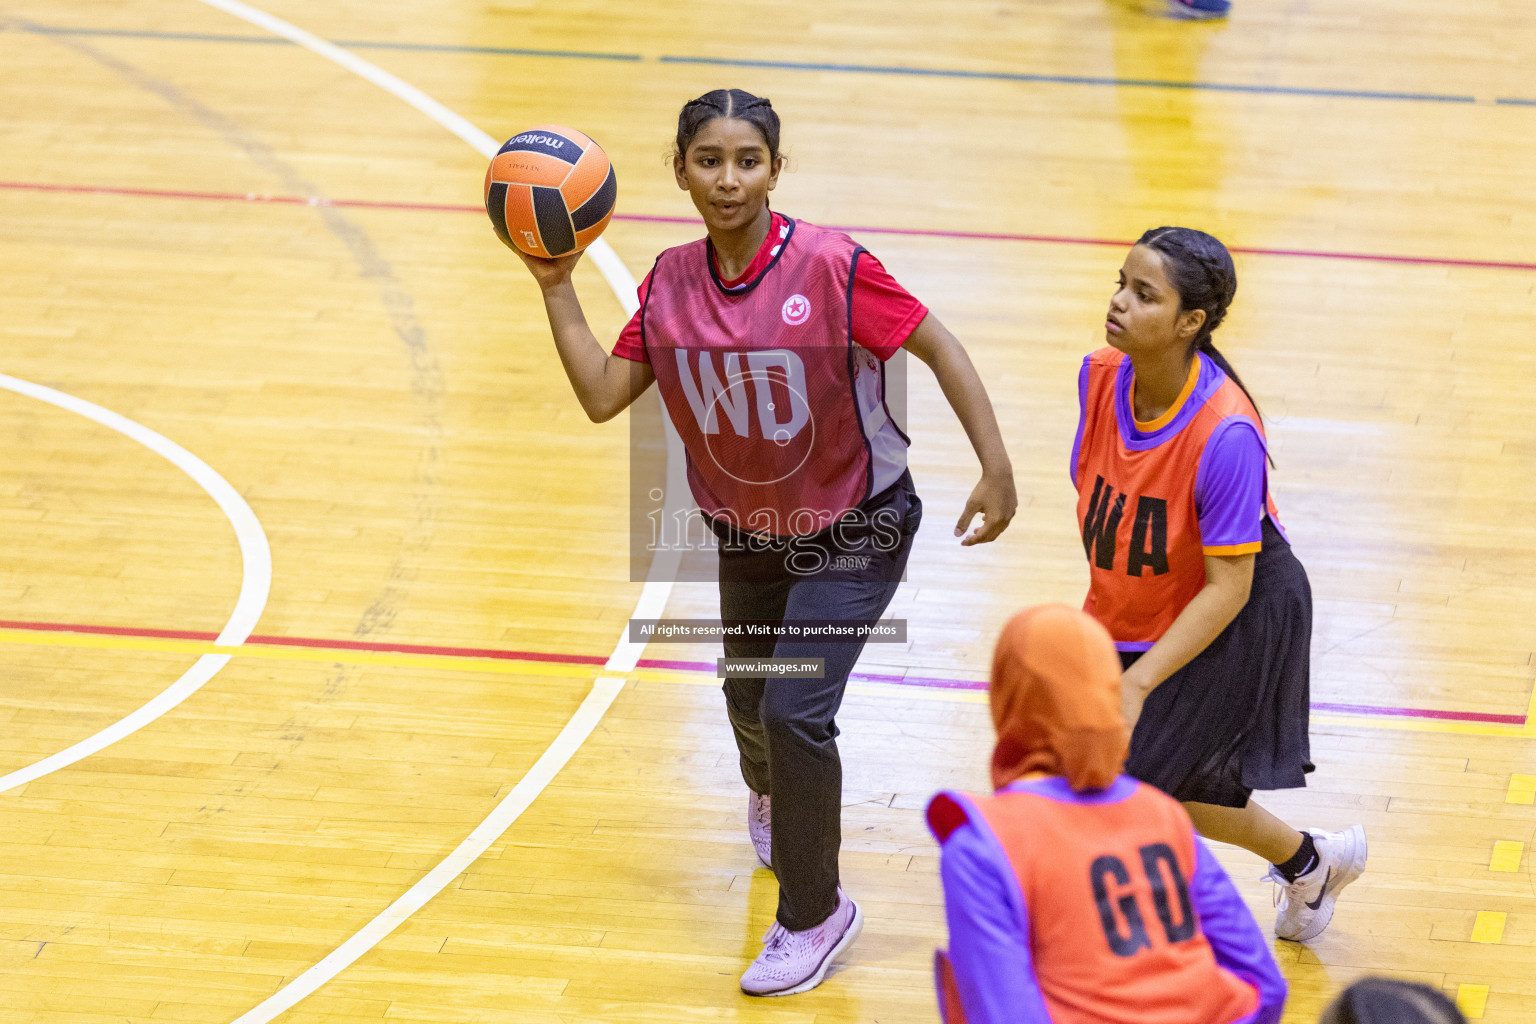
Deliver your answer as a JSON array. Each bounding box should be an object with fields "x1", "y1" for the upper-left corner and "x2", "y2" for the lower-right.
[
  {"x1": 0, "y1": 374, "x2": 272, "y2": 794},
  {"x1": 188, "y1": 2, "x2": 683, "y2": 1020},
  {"x1": 189, "y1": 0, "x2": 639, "y2": 306}
]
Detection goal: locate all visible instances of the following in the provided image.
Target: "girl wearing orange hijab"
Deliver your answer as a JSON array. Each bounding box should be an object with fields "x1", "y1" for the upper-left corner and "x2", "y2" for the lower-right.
[{"x1": 926, "y1": 605, "x2": 1285, "y2": 1024}]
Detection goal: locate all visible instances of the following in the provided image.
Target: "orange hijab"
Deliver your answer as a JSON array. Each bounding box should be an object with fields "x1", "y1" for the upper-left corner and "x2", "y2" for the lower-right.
[{"x1": 989, "y1": 603, "x2": 1130, "y2": 792}]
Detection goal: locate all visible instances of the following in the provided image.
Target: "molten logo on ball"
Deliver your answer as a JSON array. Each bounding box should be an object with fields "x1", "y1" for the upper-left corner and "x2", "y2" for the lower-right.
[{"x1": 512, "y1": 133, "x2": 567, "y2": 150}]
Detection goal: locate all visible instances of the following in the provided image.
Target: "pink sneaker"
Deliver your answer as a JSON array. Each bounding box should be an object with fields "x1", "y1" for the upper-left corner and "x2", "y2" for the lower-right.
[
  {"x1": 749, "y1": 792, "x2": 773, "y2": 870},
  {"x1": 740, "y1": 890, "x2": 863, "y2": 996}
]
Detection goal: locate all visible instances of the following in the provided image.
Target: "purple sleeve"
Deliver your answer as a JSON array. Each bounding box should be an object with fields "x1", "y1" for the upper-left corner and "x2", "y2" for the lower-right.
[
  {"x1": 1193, "y1": 418, "x2": 1267, "y2": 553},
  {"x1": 939, "y1": 820, "x2": 1054, "y2": 1024},
  {"x1": 1191, "y1": 837, "x2": 1287, "y2": 1023},
  {"x1": 1069, "y1": 357, "x2": 1090, "y2": 486}
]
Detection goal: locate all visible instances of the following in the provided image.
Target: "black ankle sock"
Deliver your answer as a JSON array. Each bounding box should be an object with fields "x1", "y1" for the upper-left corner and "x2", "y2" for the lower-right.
[{"x1": 1275, "y1": 832, "x2": 1319, "y2": 883}]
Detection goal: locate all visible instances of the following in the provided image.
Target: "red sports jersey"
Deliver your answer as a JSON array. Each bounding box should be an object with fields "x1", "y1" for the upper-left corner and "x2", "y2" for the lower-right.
[
  {"x1": 643, "y1": 219, "x2": 874, "y2": 536},
  {"x1": 612, "y1": 212, "x2": 926, "y2": 364},
  {"x1": 1074, "y1": 348, "x2": 1282, "y2": 646}
]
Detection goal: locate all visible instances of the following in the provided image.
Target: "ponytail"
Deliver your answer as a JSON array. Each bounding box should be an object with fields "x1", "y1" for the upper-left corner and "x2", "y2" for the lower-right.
[
  {"x1": 1197, "y1": 340, "x2": 1259, "y2": 420},
  {"x1": 1137, "y1": 226, "x2": 1273, "y2": 465}
]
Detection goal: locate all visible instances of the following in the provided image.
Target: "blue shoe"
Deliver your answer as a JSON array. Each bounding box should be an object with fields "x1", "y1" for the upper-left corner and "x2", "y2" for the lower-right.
[{"x1": 1167, "y1": 0, "x2": 1230, "y2": 19}]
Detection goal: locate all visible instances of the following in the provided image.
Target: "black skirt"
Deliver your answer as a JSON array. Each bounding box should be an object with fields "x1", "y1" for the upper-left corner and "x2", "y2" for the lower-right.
[{"x1": 1122, "y1": 517, "x2": 1315, "y2": 808}]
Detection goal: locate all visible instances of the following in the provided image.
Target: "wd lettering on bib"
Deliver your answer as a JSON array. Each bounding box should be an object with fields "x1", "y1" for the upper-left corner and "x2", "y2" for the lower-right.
[
  {"x1": 643, "y1": 219, "x2": 877, "y2": 536},
  {"x1": 674, "y1": 350, "x2": 812, "y2": 443}
]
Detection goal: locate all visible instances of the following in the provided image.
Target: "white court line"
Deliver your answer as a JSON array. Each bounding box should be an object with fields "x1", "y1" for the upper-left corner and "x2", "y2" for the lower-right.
[
  {"x1": 187, "y1": 0, "x2": 645, "y2": 311},
  {"x1": 0, "y1": 374, "x2": 272, "y2": 794},
  {"x1": 228, "y1": 562, "x2": 681, "y2": 1024},
  {"x1": 188, "y1": 2, "x2": 685, "y2": 1020}
]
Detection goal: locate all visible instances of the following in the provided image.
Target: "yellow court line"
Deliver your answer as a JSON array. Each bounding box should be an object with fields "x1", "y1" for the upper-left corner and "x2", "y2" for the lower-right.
[
  {"x1": 1310, "y1": 713, "x2": 1528, "y2": 739},
  {"x1": 0, "y1": 627, "x2": 1522, "y2": 724},
  {"x1": 1470, "y1": 911, "x2": 1507, "y2": 944},
  {"x1": 1490, "y1": 841, "x2": 1525, "y2": 873},
  {"x1": 1508, "y1": 774, "x2": 1536, "y2": 805},
  {"x1": 1456, "y1": 984, "x2": 1490, "y2": 1019}
]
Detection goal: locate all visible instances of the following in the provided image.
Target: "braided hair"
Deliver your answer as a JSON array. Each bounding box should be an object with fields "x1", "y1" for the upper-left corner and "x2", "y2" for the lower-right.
[
  {"x1": 1136, "y1": 226, "x2": 1263, "y2": 425},
  {"x1": 674, "y1": 89, "x2": 781, "y2": 162}
]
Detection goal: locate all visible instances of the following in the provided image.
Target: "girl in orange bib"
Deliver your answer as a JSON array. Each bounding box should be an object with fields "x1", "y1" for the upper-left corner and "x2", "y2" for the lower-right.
[
  {"x1": 1072, "y1": 227, "x2": 1365, "y2": 941},
  {"x1": 927, "y1": 604, "x2": 1286, "y2": 1024}
]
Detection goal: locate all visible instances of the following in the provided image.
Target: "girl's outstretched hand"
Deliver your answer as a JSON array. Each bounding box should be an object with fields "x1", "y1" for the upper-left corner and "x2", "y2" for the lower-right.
[
  {"x1": 954, "y1": 468, "x2": 1017, "y2": 545},
  {"x1": 516, "y1": 246, "x2": 585, "y2": 290}
]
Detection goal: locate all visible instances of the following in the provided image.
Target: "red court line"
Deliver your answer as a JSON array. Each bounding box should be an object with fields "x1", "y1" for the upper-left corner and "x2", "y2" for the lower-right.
[
  {"x1": 0, "y1": 618, "x2": 606, "y2": 666},
  {"x1": 252, "y1": 633, "x2": 606, "y2": 665},
  {"x1": 0, "y1": 180, "x2": 476, "y2": 215},
  {"x1": 5, "y1": 179, "x2": 1535, "y2": 274},
  {"x1": 635, "y1": 657, "x2": 721, "y2": 673},
  {"x1": 0, "y1": 618, "x2": 1522, "y2": 724},
  {"x1": 1311, "y1": 701, "x2": 1526, "y2": 725}
]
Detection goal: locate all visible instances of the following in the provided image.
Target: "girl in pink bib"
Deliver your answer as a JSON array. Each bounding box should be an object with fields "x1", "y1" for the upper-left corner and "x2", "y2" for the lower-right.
[{"x1": 515, "y1": 88, "x2": 1016, "y2": 996}]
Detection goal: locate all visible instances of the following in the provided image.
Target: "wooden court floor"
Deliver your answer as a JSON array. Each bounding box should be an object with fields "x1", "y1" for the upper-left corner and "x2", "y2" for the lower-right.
[{"x1": 1, "y1": 0, "x2": 1534, "y2": 1021}]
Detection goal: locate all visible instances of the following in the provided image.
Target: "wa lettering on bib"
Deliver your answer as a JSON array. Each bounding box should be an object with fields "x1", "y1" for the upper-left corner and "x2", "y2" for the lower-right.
[
  {"x1": 1074, "y1": 348, "x2": 1282, "y2": 647},
  {"x1": 642, "y1": 219, "x2": 876, "y2": 537}
]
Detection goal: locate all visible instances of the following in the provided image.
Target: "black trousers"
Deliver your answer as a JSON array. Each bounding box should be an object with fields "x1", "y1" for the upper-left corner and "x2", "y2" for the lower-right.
[{"x1": 715, "y1": 472, "x2": 921, "y2": 931}]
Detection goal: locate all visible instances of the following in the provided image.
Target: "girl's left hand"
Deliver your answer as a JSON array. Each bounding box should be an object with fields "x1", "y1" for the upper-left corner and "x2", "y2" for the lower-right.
[{"x1": 954, "y1": 468, "x2": 1018, "y2": 546}]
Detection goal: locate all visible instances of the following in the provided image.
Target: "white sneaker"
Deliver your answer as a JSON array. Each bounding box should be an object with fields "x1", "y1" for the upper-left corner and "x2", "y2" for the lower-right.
[
  {"x1": 1265, "y1": 825, "x2": 1367, "y2": 941},
  {"x1": 749, "y1": 791, "x2": 773, "y2": 870},
  {"x1": 740, "y1": 890, "x2": 863, "y2": 996}
]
